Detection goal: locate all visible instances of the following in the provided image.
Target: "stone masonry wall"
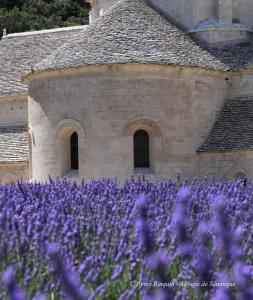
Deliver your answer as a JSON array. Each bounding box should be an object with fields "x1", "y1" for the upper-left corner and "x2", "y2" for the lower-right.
[
  {"x1": 0, "y1": 96, "x2": 29, "y2": 183},
  {"x1": 0, "y1": 163, "x2": 29, "y2": 184},
  {"x1": 0, "y1": 97, "x2": 27, "y2": 126},
  {"x1": 229, "y1": 69, "x2": 253, "y2": 100},
  {"x1": 233, "y1": 0, "x2": 253, "y2": 29},
  {"x1": 27, "y1": 64, "x2": 250, "y2": 182}
]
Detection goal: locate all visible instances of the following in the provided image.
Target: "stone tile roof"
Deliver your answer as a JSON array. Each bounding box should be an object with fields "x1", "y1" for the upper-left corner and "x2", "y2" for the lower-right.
[
  {"x1": 0, "y1": 26, "x2": 85, "y2": 97},
  {"x1": 211, "y1": 42, "x2": 253, "y2": 71},
  {"x1": 0, "y1": 125, "x2": 28, "y2": 163},
  {"x1": 198, "y1": 98, "x2": 253, "y2": 153},
  {"x1": 34, "y1": 0, "x2": 230, "y2": 73}
]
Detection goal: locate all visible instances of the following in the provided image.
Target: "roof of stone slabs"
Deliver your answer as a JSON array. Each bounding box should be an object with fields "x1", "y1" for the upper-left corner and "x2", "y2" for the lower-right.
[
  {"x1": 0, "y1": 125, "x2": 29, "y2": 163},
  {"x1": 0, "y1": 26, "x2": 86, "y2": 97},
  {"x1": 33, "y1": 0, "x2": 253, "y2": 74},
  {"x1": 198, "y1": 97, "x2": 253, "y2": 153}
]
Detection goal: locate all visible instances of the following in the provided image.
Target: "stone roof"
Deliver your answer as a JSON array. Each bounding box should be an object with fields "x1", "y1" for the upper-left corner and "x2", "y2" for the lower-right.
[
  {"x1": 0, "y1": 125, "x2": 28, "y2": 163},
  {"x1": 0, "y1": 26, "x2": 85, "y2": 97},
  {"x1": 198, "y1": 98, "x2": 253, "y2": 153},
  {"x1": 211, "y1": 42, "x2": 253, "y2": 71},
  {"x1": 33, "y1": 0, "x2": 231, "y2": 73}
]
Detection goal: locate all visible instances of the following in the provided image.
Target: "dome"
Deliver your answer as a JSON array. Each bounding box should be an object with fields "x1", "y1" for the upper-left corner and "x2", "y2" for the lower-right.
[{"x1": 32, "y1": 0, "x2": 229, "y2": 74}]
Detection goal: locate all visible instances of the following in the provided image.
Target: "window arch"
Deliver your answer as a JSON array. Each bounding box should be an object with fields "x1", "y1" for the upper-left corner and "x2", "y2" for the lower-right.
[
  {"x1": 70, "y1": 132, "x2": 79, "y2": 170},
  {"x1": 58, "y1": 128, "x2": 79, "y2": 176},
  {"x1": 123, "y1": 117, "x2": 161, "y2": 137},
  {"x1": 134, "y1": 130, "x2": 150, "y2": 168},
  {"x1": 55, "y1": 119, "x2": 85, "y2": 177},
  {"x1": 231, "y1": 171, "x2": 246, "y2": 180},
  {"x1": 123, "y1": 117, "x2": 161, "y2": 172},
  {"x1": 1, "y1": 172, "x2": 18, "y2": 185},
  {"x1": 228, "y1": 167, "x2": 247, "y2": 181}
]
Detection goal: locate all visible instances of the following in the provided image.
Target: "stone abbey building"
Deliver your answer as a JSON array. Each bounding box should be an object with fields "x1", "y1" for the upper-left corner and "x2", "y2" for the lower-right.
[{"x1": 1, "y1": 0, "x2": 253, "y2": 183}]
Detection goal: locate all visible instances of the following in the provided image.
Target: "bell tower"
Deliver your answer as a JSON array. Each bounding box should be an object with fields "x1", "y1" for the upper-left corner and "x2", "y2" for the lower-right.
[
  {"x1": 217, "y1": 0, "x2": 232, "y2": 23},
  {"x1": 191, "y1": 0, "x2": 250, "y2": 47},
  {"x1": 149, "y1": 0, "x2": 252, "y2": 47},
  {"x1": 87, "y1": 0, "x2": 253, "y2": 47}
]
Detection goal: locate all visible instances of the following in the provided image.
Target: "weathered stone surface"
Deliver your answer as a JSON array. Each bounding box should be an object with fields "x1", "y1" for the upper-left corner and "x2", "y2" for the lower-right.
[
  {"x1": 0, "y1": 163, "x2": 29, "y2": 184},
  {"x1": 198, "y1": 97, "x2": 253, "y2": 152},
  {"x1": 33, "y1": 0, "x2": 229, "y2": 73},
  {"x1": 28, "y1": 65, "x2": 229, "y2": 182},
  {"x1": 0, "y1": 26, "x2": 85, "y2": 97},
  {"x1": 0, "y1": 97, "x2": 27, "y2": 126},
  {"x1": 33, "y1": 0, "x2": 253, "y2": 73},
  {"x1": 0, "y1": 125, "x2": 28, "y2": 162},
  {"x1": 2, "y1": 0, "x2": 253, "y2": 182}
]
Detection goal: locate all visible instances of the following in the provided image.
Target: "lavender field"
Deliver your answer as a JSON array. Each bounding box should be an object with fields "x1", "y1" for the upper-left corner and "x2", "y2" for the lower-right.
[{"x1": 0, "y1": 178, "x2": 253, "y2": 300}]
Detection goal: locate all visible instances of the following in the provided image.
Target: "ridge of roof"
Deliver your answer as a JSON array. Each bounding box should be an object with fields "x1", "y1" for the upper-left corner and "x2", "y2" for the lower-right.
[{"x1": 3, "y1": 26, "x2": 87, "y2": 39}]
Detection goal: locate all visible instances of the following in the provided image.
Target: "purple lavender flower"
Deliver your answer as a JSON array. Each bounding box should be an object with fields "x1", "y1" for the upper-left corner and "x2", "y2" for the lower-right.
[
  {"x1": 213, "y1": 195, "x2": 231, "y2": 262},
  {"x1": 147, "y1": 250, "x2": 170, "y2": 273},
  {"x1": 111, "y1": 265, "x2": 124, "y2": 281},
  {"x1": 0, "y1": 178, "x2": 252, "y2": 299},
  {"x1": 231, "y1": 227, "x2": 253, "y2": 300},
  {"x1": 212, "y1": 287, "x2": 232, "y2": 300},
  {"x1": 2, "y1": 266, "x2": 26, "y2": 300},
  {"x1": 192, "y1": 222, "x2": 213, "y2": 285},
  {"x1": 32, "y1": 293, "x2": 47, "y2": 300},
  {"x1": 147, "y1": 250, "x2": 173, "y2": 298},
  {"x1": 233, "y1": 261, "x2": 251, "y2": 289},
  {"x1": 135, "y1": 194, "x2": 173, "y2": 299},
  {"x1": 95, "y1": 280, "x2": 110, "y2": 297},
  {"x1": 192, "y1": 246, "x2": 213, "y2": 284},
  {"x1": 136, "y1": 194, "x2": 154, "y2": 255},
  {"x1": 230, "y1": 226, "x2": 245, "y2": 262},
  {"x1": 211, "y1": 272, "x2": 233, "y2": 300},
  {"x1": 198, "y1": 222, "x2": 211, "y2": 245},
  {"x1": 172, "y1": 187, "x2": 193, "y2": 258},
  {"x1": 47, "y1": 243, "x2": 88, "y2": 300},
  {"x1": 142, "y1": 293, "x2": 158, "y2": 300}
]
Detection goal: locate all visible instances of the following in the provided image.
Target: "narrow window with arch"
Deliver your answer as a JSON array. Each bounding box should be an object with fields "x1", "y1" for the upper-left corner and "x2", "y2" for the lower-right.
[
  {"x1": 70, "y1": 131, "x2": 79, "y2": 170},
  {"x1": 134, "y1": 130, "x2": 150, "y2": 168}
]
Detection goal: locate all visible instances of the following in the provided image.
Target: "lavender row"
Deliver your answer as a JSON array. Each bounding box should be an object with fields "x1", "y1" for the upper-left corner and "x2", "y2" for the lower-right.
[{"x1": 0, "y1": 177, "x2": 252, "y2": 299}]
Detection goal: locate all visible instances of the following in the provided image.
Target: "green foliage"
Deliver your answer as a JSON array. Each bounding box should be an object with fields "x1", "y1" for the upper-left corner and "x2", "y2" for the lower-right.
[{"x1": 0, "y1": 0, "x2": 90, "y2": 37}]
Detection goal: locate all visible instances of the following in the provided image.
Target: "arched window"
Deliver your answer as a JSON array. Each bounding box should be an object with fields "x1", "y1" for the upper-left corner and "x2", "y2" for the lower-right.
[
  {"x1": 70, "y1": 132, "x2": 79, "y2": 170},
  {"x1": 134, "y1": 130, "x2": 150, "y2": 168},
  {"x1": 231, "y1": 171, "x2": 246, "y2": 180},
  {"x1": 1, "y1": 172, "x2": 18, "y2": 185},
  {"x1": 55, "y1": 119, "x2": 85, "y2": 177}
]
